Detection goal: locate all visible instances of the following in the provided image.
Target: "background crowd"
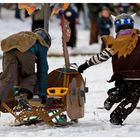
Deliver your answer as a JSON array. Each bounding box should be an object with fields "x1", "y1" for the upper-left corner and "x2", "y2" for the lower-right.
[{"x1": 0, "y1": 3, "x2": 140, "y2": 51}]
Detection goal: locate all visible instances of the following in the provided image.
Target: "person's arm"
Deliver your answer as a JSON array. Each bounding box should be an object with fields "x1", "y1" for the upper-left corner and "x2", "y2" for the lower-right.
[
  {"x1": 78, "y1": 47, "x2": 113, "y2": 73},
  {"x1": 87, "y1": 47, "x2": 112, "y2": 66},
  {"x1": 109, "y1": 18, "x2": 113, "y2": 28}
]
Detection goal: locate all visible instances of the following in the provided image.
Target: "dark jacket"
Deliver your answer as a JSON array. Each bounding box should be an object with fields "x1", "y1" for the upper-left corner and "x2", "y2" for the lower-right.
[
  {"x1": 110, "y1": 37, "x2": 140, "y2": 82},
  {"x1": 87, "y1": 4, "x2": 101, "y2": 20},
  {"x1": 86, "y1": 29, "x2": 140, "y2": 82},
  {"x1": 98, "y1": 16, "x2": 112, "y2": 36},
  {"x1": 63, "y1": 5, "x2": 78, "y2": 25}
]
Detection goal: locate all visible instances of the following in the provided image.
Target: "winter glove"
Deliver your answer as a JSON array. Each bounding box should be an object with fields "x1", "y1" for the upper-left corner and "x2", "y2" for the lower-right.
[{"x1": 78, "y1": 62, "x2": 89, "y2": 73}]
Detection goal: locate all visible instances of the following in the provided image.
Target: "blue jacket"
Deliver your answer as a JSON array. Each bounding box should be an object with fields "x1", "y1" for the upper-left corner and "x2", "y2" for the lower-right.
[
  {"x1": 98, "y1": 16, "x2": 113, "y2": 36},
  {"x1": 28, "y1": 41, "x2": 49, "y2": 97},
  {"x1": 63, "y1": 5, "x2": 78, "y2": 25}
]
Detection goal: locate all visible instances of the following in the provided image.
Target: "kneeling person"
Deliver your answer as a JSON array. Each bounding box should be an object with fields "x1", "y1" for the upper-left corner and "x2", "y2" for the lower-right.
[{"x1": 0, "y1": 28, "x2": 51, "y2": 110}]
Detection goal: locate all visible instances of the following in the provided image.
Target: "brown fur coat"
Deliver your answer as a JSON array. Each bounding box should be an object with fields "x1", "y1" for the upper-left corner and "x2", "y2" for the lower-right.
[
  {"x1": 1, "y1": 31, "x2": 49, "y2": 53},
  {"x1": 101, "y1": 29, "x2": 140, "y2": 58}
]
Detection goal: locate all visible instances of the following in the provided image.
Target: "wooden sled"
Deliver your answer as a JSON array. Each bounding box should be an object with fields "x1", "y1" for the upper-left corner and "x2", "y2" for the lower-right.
[
  {"x1": 48, "y1": 68, "x2": 86, "y2": 121},
  {"x1": 0, "y1": 67, "x2": 87, "y2": 126},
  {"x1": 0, "y1": 15, "x2": 88, "y2": 127},
  {"x1": 0, "y1": 89, "x2": 18, "y2": 113}
]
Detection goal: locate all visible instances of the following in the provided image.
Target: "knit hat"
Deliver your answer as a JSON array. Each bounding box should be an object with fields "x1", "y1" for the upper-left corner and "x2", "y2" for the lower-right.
[{"x1": 34, "y1": 28, "x2": 52, "y2": 47}]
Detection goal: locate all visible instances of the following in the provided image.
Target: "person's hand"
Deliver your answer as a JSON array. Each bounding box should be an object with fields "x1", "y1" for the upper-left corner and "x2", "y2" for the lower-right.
[
  {"x1": 106, "y1": 24, "x2": 111, "y2": 28},
  {"x1": 78, "y1": 62, "x2": 89, "y2": 73}
]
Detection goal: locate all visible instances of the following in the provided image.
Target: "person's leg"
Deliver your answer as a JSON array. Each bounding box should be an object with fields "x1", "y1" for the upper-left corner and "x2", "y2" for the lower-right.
[
  {"x1": 101, "y1": 41, "x2": 106, "y2": 51},
  {"x1": 32, "y1": 20, "x2": 44, "y2": 32},
  {"x1": 15, "y1": 51, "x2": 37, "y2": 99},
  {"x1": 94, "y1": 21, "x2": 99, "y2": 43},
  {"x1": 0, "y1": 4, "x2": 2, "y2": 18},
  {"x1": 110, "y1": 97, "x2": 139, "y2": 125},
  {"x1": 15, "y1": 3, "x2": 21, "y2": 19},
  {"x1": 67, "y1": 24, "x2": 76, "y2": 48},
  {"x1": 82, "y1": 4, "x2": 89, "y2": 29},
  {"x1": 89, "y1": 19, "x2": 98, "y2": 45},
  {"x1": 104, "y1": 81, "x2": 126, "y2": 110},
  {"x1": 0, "y1": 50, "x2": 18, "y2": 103},
  {"x1": 89, "y1": 20, "x2": 94, "y2": 45},
  {"x1": 66, "y1": 24, "x2": 76, "y2": 48},
  {"x1": 12, "y1": 50, "x2": 37, "y2": 111},
  {"x1": 110, "y1": 81, "x2": 140, "y2": 125}
]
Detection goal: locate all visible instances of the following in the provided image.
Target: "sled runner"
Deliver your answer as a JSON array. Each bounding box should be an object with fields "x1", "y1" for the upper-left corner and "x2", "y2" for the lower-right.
[{"x1": 0, "y1": 14, "x2": 88, "y2": 127}]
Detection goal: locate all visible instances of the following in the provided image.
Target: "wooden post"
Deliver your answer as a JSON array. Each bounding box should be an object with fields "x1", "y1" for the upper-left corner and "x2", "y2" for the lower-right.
[
  {"x1": 43, "y1": 3, "x2": 51, "y2": 32},
  {"x1": 61, "y1": 15, "x2": 71, "y2": 69}
]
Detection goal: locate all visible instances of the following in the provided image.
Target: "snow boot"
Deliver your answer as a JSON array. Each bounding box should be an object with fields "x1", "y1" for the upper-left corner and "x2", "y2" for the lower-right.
[
  {"x1": 18, "y1": 97, "x2": 31, "y2": 111},
  {"x1": 104, "y1": 98, "x2": 114, "y2": 110},
  {"x1": 18, "y1": 88, "x2": 33, "y2": 100},
  {"x1": 14, "y1": 89, "x2": 33, "y2": 111},
  {"x1": 14, "y1": 95, "x2": 31, "y2": 111},
  {"x1": 40, "y1": 96, "x2": 47, "y2": 104},
  {"x1": 110, "y1": 112, "x2": 123, "y2": 125}
]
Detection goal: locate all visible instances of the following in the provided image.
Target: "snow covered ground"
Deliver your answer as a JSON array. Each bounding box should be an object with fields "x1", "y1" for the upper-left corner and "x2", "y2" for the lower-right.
[{"x1": 0, "y1": 8, "x2": 140, "y2": 137}]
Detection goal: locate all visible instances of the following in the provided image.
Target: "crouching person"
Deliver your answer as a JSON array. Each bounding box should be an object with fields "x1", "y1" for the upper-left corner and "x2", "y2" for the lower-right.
[
  {"x1": 78, "y1": 13, "x2": 140, "y2": 125},
  {"x1": 0, "y1": 28, "x2": 51, "y2": 110}
]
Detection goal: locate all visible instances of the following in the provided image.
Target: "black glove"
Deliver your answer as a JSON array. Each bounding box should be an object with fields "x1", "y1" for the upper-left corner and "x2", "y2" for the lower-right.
[{"x1": 78, "y1": 62, "x2": 89, "y2": 73}]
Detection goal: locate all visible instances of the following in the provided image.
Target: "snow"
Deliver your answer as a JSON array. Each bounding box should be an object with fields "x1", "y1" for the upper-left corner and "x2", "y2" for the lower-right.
[{"x1": 0, "y1": 8, "x2": 140, "y2": 137}]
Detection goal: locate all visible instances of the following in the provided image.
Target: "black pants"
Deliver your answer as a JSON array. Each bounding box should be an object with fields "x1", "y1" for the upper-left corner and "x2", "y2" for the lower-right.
[
  {"x1": 32, "y1": 20, "x2": 44, "y2": 31},
  {"x1": 106, "y1": 80, "x2": 140, "y2": 124},
  {"x1": 66, "y1": 23, "x2": 77, "y2": 48}
]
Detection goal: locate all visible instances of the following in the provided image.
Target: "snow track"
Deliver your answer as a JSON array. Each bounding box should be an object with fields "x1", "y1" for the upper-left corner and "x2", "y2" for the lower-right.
[{"x1": 0, "y1": 8, "x2": 140, "y2": 136}]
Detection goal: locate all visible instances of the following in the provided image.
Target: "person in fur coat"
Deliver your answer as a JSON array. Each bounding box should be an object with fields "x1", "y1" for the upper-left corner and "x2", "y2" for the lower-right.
[
  {"x1": 78, "y1": 13, "x2": 140, "y2": 125},
  {"x1": 0, "y1": 28, "x2": 51, "y2": 110}
]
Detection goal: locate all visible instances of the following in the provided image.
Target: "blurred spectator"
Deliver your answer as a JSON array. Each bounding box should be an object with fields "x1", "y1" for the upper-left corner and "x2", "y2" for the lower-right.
[
  {"x1": 15, "y1": 3, "x2": 21, "y2": 19},
  {"x1": 87, "y1": 4, "x2": 114, "y2": 45},
  {"x1": 133, "y1": 4, "x2": 140, "y2": 16},
  {"x1": 3, "y1": 3, "x2": 15, "y2": 9},
  {"x1": 113, "y1": 3, "x2": 133, "y2": 14},
  {"x1": 0, "y1": 4, "x2": 2, "y2": 18},
  {"x1": 32, "y1": 8, "x2": 44, "y2": 31},
  {"x1": 98, "y1": 7, "x2": 113, "y2": 51},
  {"x1": 113, "y1": 4, "x2": 120, "y2": 15},
  {"x1": 75, "y1": 3, "x2": 89, "y2": 29},
  {"x1": 87, "y1": 4, "x2": 101, "y2": 45},
  {"x1": 82, "y1": 4, "x2": 89, "y2": 29},
  {"x1": 63, "y1": 4, "x2": 78, "y2": 49},
  {"x1": 119, "y1": 3, "x2": 130, "y2": 13},
  {"x1": 15, "y1": 4, "x2": 28, "y2": 21}
]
